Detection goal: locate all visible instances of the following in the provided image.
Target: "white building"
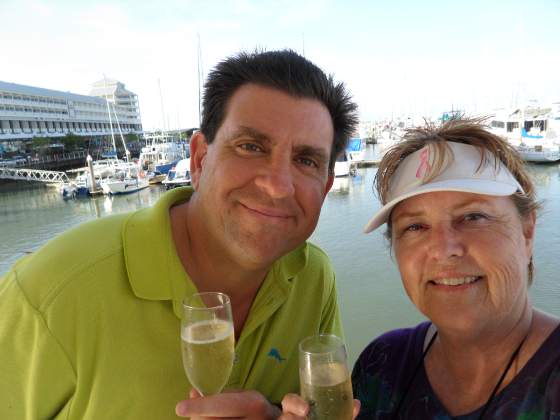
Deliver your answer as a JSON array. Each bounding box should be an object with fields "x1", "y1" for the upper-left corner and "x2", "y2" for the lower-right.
[{"x1": 0, "y1": 79, "x2": 142, "y2": 141}]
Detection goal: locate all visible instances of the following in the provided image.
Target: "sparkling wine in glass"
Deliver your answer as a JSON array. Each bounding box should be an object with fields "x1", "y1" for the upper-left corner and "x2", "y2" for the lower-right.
[
  {"x1": 299, "y1": 334, "x2": 353, "y2": 420},
  {"x1": 181, "y1": 292, "x2": 235, "y2": 396}
]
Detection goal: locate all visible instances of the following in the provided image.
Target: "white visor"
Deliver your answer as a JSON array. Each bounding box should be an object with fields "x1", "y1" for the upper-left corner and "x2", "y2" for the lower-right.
[{"x1": 363, "y1": 141, "x2": 525, "y2": 233}]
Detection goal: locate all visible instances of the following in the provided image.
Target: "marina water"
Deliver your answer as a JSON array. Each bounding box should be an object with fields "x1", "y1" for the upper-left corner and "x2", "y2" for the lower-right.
[{"x1": 1, "y1": 145, "x2": 559, "y2": 364}]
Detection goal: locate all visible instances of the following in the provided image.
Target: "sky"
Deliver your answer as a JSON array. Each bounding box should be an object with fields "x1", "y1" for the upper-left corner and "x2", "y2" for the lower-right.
[{"x1": 1, "y1": 0, "x2": 559, "y2": 131}]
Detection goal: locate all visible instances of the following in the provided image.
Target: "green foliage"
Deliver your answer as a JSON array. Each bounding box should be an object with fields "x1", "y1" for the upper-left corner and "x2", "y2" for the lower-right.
[
  {"x1": 32, "y1": 137, "x2": 50, "y2": 147},
  {"x1": 60, "y1": 133, "x2": 86, "y2": 151}
]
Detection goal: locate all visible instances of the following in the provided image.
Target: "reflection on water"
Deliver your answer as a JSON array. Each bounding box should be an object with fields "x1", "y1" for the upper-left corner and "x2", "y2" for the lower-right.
[{"x1": 1, "y1": 146, "x2": 559, "y2": 364}]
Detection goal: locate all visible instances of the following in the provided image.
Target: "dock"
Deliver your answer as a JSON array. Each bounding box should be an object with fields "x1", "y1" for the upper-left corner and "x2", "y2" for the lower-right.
[{"x1": 355, "y1": 159, "x2": 380, "y2": 168}]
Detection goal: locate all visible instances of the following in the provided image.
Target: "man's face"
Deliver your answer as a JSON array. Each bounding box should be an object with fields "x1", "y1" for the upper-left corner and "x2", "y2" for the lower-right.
[{"x1": 190, "y1": 83, "x2": 334, "y2": 269}]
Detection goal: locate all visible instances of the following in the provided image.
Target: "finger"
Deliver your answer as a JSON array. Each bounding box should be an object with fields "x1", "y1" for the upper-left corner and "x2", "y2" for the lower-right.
[
  {"x1": 281, "y1": 394, "x2": 308, "y2": 417},
  {"x1": 279, "y1": 414, "x2": 305, "y2": 420},
  {"x1": 176, "y1": 392, "x2": 257, "y2": 417},
  {"x1": 352, "y1": 399, "x2": 361, "y2": 418},
  {"x1": 190, "y1": 388, "x2": 202, "y2": 399}
]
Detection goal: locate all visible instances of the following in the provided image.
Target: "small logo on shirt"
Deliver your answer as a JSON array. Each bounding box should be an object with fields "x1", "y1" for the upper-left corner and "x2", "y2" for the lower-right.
[{"x1": 267, "y1": 348, "x2": 286, "y2": 363}]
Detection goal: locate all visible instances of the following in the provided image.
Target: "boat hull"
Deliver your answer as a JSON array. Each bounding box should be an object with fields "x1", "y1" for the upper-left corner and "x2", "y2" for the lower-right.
[{"x1": 101, "y1": 178, "x2": 149, "y2": 195}]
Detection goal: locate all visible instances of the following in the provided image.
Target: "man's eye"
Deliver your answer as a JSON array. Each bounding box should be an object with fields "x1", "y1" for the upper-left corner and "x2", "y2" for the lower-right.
[
  {"x1": 297, "y1": 157, "x2": 319, "y2": 168},
  {"x1": 238, "y1": 143, "x2": 263, "y2": 153}
]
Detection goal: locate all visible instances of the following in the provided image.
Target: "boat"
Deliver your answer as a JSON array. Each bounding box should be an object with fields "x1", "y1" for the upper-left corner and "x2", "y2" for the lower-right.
[
  {"x1": 100, "y1": 165, "x2": 149, "y2": 195},
  {"x1": 162, "y1": 158, "x2": 191, "y2": 189},
  {"x1": 147, "y1": 171, "x2": 166, "y2": 184},
  {"x1": 334, "y1": 152, "x2": 350, "y2": 177},
  {"x1": 334, "y1": 138, "x2": 364, "y2": 177},
  {"x1": 61, "y1": 79, "x2": 139, "y2": 198},
  {"x1": 139, "y1": 132, "x2": 188, "y2": 174},
  {"x1": 346, "y1": 137, "x2": 366, "y2": 162},
  {"x1": 489, "y1": 104, "x2": 560, "y2": 163}
]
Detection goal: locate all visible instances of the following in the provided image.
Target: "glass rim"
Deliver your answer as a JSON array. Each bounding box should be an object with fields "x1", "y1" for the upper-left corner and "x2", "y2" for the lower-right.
[
  {"x1": 299, "y1": 333, "x2": 345, "y2": 355},
  {"x1": 182, "y1": 291, "x2": 231, "y2": 310}
]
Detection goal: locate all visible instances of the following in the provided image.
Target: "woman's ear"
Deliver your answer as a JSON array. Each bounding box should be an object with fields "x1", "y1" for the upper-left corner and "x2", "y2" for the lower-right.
[{"x1": 522, "y1": 210, "x2": 537, "y2": 260}]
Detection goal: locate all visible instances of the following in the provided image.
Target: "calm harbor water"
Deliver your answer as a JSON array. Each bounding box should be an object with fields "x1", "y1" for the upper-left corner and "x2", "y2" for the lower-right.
[{"x1": 1, "y1": 145, "x2": 559, "y2": 364}]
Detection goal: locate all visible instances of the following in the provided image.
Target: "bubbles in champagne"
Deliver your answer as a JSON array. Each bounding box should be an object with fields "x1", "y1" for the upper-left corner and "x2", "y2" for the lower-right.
[{"x1": 181, "y1": 320, "x2": 235, "y2": 395}]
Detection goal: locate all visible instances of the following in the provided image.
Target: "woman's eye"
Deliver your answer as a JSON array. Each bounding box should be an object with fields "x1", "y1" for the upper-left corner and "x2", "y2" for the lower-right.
[
  {"x1": 463, "y1": 212, "x2": 489, "y2": 222},
  {"x1": 406, "y1": 223, "x2": 423, "y2": 231}
]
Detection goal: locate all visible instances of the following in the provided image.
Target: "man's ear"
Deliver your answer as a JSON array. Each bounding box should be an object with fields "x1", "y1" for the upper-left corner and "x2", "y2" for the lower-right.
[
  {"x1": 189, "y1": 131, "x2": 208, "y2": 190},
  {"x1": 323, "y1": 174, "x2": 334, "y2": 198}
]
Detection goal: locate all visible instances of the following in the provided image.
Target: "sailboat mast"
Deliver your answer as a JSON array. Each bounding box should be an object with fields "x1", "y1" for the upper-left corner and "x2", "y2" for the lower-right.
[
  {"x1": 103, "y1": 76, "x2": 118, "y2": 158},
  {"x1": 197, "y1": 33, "x2": 203, "y2": 128},
  {"x1": 158, "y1": 78, "x2": 166, "y2": 132},
  {"x1": 111, "y1": 102, "x2": 130, "y2": 162}
]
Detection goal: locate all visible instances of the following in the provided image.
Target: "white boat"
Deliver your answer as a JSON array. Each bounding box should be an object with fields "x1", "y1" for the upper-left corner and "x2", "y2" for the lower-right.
[
  {"x1": 139, "y1": 132, "x2": 187, "y2": 174},
  {"x1": 101, "y1": 169, "x2": 149, "y2": 195},
  {"x1": 489, "y1": 105, "x2": 560, "y2": 163},
  {"x1": 346, "y1": 137, "x2": 366, "y2": 162},
  {"x1": 334, "y1": 152, "x2": 350, "y2": 177},
  {"x1": 334, "y1": 138, "x2": 364, "y2": 177},
  {"x1": 162, "y1": 158, "x2": 191, "y2": 189},
  {"x1": 147, "y1": 171, "x2": 166, "y2": 184}
]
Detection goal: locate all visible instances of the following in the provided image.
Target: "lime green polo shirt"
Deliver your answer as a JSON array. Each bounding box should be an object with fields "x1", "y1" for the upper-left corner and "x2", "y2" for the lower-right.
[{"x1": 0, "y1": 187, "x2": 343, "y2": 419}]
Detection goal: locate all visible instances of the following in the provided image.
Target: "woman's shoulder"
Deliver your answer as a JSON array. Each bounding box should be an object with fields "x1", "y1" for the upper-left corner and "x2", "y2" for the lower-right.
[
  {"x1": 352, "y1": 321, "x2": 431, "y2": 382},
  {"x1": 357, "y1": 322, "x2": 431, "y2": 361}
]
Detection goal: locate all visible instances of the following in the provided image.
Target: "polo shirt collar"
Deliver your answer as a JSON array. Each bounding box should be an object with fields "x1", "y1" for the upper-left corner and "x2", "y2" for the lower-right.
[
  {"x1": 122, "y1": 187, "x2": 310, "y2": 319},
  {"x1": 122, "y1": 187, "x2": 195, "y2": 318}
]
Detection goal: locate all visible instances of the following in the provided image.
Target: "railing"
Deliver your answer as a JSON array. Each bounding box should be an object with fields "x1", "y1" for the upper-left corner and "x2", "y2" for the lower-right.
[
  {"x1": 0, "y1": 150, "x2": 88, "y2": 168},
  {"x1": 0, "y1": 167, "x2": 70, "y2": 184}
]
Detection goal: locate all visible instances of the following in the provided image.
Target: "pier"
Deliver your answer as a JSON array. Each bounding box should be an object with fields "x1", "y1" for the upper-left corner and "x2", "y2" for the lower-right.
[{"x1": 0, "y1": 167, "x2": 69, "y2": 184}]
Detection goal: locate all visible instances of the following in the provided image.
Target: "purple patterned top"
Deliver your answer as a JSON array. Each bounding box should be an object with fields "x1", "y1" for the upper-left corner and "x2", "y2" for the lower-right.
[{"x1": 352, "y1": 322, "x2": 560, "y2": 419}]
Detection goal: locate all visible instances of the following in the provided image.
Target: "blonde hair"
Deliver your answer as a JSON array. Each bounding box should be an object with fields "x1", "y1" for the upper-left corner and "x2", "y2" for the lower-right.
[{"x1": 375, "y1": 117, "x2": 541, "y2": 282}]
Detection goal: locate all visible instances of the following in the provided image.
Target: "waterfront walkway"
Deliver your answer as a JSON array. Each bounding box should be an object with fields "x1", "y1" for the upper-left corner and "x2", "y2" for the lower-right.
[{"x1": 0, "y1": 167, "x2": 69, "y2": 184}]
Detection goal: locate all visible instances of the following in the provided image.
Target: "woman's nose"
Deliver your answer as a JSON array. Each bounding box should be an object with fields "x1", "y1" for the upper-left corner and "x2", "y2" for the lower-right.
[{"x1": 426, "y1": 224, "x2": 466, "y2": 261}]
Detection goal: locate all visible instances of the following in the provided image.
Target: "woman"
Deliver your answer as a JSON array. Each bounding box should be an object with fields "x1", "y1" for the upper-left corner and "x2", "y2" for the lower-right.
[{"x1": 281, "y1": 119, "x2": 560, "y2": 419}]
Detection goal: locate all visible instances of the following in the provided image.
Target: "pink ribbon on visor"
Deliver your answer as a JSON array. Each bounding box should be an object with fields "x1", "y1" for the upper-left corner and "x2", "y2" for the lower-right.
[{"x1": 415, "y1": 148, "x2": 432, "y2": 179}]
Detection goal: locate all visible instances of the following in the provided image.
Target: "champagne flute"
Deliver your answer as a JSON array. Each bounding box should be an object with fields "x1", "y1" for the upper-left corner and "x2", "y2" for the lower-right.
[
  {"x1": 299, "y1": 334, "x2": 353, "y2": 420},
  {"x1": 181, "y1": 292, "x2": 235, "y2": 396}
]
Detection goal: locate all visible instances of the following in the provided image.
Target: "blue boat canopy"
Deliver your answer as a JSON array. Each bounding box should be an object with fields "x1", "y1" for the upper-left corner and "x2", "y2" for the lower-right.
[
  {"x1": 522, "y1": 128, "x2": 544, "y2": 139},
  {"x1": 346, "y1": 138, "x2": 364, "y2": 152}
]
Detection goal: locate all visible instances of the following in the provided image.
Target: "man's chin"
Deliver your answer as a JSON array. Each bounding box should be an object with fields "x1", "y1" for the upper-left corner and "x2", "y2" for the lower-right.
[{"x1": 230, "y1": 239, "x2": 297, "y2": 269}]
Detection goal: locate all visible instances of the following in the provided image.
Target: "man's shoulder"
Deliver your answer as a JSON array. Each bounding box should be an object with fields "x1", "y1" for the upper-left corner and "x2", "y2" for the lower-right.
[
  {"x1": 301, "y1": 241, "x2": 334, "y2": 274},
  {"x1": 6, "y1": 212, "x2": 132, "y2": 310}
]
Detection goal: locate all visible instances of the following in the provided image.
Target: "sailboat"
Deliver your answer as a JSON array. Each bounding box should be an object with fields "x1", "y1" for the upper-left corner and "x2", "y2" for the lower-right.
[
  {"x1": 99, "y1": 77, "x2": 149, "y2": 195},
  {"x1": 99, "y1": 103, "x2": 149, "y2": 195}
]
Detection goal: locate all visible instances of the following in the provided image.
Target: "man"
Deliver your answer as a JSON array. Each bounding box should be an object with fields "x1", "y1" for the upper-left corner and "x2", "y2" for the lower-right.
[{"x1": 0, "y1": 50, "x2": 357, "y2": 419}]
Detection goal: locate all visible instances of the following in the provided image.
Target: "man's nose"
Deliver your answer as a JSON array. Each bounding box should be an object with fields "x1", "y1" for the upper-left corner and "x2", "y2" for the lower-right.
[{"x1": 254, "y1": 156, "x2": 295, "y2": 199}]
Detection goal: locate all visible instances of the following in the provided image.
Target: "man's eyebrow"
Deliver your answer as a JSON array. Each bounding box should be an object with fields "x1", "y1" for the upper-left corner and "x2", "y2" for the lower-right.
[{"x1": 227, "y1": 126, "x2": 271, "y2": 143}]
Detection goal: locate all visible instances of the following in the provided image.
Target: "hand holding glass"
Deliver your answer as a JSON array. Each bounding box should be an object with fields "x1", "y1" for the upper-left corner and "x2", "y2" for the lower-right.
[
  {"x1": 299, "y1": 334, "x2": 353, "y2": 420},
  {"x1": 181, "y1": 292, "x2": 235, "y2": 396}
]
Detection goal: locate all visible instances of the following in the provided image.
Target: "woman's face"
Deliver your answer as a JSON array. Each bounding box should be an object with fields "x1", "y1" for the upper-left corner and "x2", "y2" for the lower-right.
[{"x1": 391, "y1": 191, "x2": 536, "y2": 335}]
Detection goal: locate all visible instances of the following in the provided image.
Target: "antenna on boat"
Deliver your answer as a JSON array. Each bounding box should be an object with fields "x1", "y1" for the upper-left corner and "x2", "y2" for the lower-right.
[
  {"x1": 197, "y1": 33, "x2": 203, "y2": 128},
  {"x1": 103, "y1": 75, "x2": 118, "y2": 160},
  {"x1": 158, "y1": 78, "x2": 166, "y2": 132}
]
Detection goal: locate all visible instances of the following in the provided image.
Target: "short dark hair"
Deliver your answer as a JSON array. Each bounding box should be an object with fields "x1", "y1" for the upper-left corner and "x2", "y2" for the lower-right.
[{"x1": 200, "y1": 49, "x2": 358, "y2": 173}]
